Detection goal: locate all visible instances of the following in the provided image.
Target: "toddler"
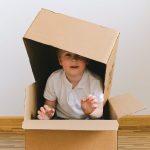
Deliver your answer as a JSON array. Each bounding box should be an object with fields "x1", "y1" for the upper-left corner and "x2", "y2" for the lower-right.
[{"x1": 37, "y1": 49, "x2": 104, "y2": 119}]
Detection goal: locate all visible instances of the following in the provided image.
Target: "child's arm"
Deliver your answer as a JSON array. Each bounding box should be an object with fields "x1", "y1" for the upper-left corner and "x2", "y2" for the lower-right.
[
  {"x1": 81, "y1": 95, "x2": 103, "y2": 119},
  {"x1": 45, "y1": 99, "x2": 57, "y2": 109},
  {"x1": 37, "y1": 99, "x2": 57, "y2": 120}
]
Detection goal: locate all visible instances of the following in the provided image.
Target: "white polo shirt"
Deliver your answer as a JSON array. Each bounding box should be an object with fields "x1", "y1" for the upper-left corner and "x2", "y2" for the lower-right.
[{"x1": 44, "y1": 69, "x2": 104, "y2": 119}]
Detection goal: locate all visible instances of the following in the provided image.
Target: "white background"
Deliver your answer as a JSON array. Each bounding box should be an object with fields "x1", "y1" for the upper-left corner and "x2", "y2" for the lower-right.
[{"x1": 0, "y1": 0, "x2": 150, "y2": 115}]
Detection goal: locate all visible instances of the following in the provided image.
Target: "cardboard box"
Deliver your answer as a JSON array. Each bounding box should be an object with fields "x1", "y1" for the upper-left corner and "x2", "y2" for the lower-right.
[{"x1": 22, "y1": 9, "x2": 144, "y2": 150}]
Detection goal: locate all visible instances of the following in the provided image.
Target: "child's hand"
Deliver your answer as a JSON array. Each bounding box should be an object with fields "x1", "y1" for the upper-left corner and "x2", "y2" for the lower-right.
[
  {"x1": 37, "y1": 105, "x2": 55, "y2": 120},
  {"x1": 81, "y1": 95, "x2": 98, "y2": 115}
]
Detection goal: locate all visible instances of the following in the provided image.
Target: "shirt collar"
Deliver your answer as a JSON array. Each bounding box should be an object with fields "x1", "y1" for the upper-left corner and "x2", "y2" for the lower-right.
[
  {"x1": 62, "y1": 71, "x2": 72, "y2": 89},
  {"x1": 62, "y1": 70, "x2": 89, "y2": 89}
]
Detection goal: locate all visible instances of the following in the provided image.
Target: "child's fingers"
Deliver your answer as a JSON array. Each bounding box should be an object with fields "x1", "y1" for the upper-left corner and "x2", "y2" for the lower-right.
[
  {"x1": 37, "y1": 110, "x2": 45, "y2": 119},
  {"x1": 50, "y1": 108, "x2": 55, "y2": 113},
  {"x1": 37, "y1": 114, "x2": 43, "y2": 120},
  {"x1": 90, "y1": 99, "x2": 98, "y2": 104},
  {"x1": 40, "y1": 107, "x2": 46, "y2": 114},
  {"x1": 43, "y1": 105, "x2": 55, "y2": 118},
  {"x1": 48, "y1": 108, "x2": 55, "y2": 117},
  {"x1": 44, "y1": 105, "x2": 55, "y2": 114},
  {"x1": 84, "y1": 97, "x2": 98, "y2": 109},
  {"x1": 37, "y1": 115, "x2": 40, "y2": 120},
  {"x1": 86, "y1": 94, "x2": 93, "y2": 100},
  {"x1": 91, "y1": 103, "x2": 98, "y2": 108},
  {"x1": 86, "y1": 98, "x2": 98, "y2": 105},
  {"x1": 90, "y1": 99, "x2": 98, "y2": 108},
  {"x1": 39, "y1": 111, "x2": 46, "y2": 118},
  {"x1": 44, "y1": 105, "x2": 55, "y2": 113},
  {"x1": 87, "y1": 95, "x2": 97, "y2": 101},
  {"x1": 44, "y1": 105, "x2": 51, "y2": 111},
  {"x1": 81, "y1": 99, "x2": 84, "y2": 103},
  {"x1": 37, "y1": 106, "x2": 55, "y2": 120},
  {"x1": 37, "y1": 110, "x2": 52, "y2": 120},
  {"x1": 81, "y1": 98, "x2": 86, "y2": 102},
  {"x1": 37, "y1": 110, "x2": 42, "y2": 115},
  {"x1": 37, "y1": 113, "x2": 45, "y2": 120},
  {"x1": 37, "y1": 114, "x2": 50, "y2": 120}
]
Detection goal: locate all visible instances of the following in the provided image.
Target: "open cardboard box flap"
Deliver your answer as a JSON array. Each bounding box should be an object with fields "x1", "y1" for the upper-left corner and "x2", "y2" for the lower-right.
[{"x1": 108, "y1": 93, "x2": 145, "y2": 119}]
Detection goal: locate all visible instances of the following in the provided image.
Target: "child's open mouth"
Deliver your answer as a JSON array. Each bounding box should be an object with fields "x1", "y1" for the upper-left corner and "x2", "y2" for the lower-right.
[{"x1": 70, "y1": 66, "x2": 79, "y2": 69}]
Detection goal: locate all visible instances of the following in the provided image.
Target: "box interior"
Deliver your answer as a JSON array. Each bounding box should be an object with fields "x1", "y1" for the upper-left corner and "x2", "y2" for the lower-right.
[{"x1": 24, "y1": 39, "x2": 106, "y2": 112}]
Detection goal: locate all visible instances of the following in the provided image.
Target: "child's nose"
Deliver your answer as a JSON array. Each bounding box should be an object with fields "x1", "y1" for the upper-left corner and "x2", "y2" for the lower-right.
[{"x1": 72, "y1": 54, "x2": 79, "y2": 60}]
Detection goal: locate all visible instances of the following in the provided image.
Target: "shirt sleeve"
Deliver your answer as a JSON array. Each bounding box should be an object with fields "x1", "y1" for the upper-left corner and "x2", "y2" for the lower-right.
[
  {"x1": 89, "y1": 77, "x2": 104, "y2": 119},
  {"x1": 43, "y1": 74, "x2": 57, "y2": 101},
  {"x1": 90, "y1": 79, "x2": 104, "y2": 103}
]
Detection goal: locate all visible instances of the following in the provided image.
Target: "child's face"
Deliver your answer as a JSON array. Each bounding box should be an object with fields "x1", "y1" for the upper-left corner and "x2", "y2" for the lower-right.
[{"x1": 58, "y1": 50, "x2": 87, "y2": 77}]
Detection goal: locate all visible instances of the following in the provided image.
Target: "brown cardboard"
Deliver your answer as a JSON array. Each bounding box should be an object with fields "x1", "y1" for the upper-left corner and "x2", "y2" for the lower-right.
[
  {"x1": 108, "y1": 93, "x2": 145, "y2": 119},
  {"x1": 24, "y1": 9, "x2": 118, "y2": 64},
  {"x1": 23, "y1": 9, "x2": 144, "y2": 150},
  {"x1": 25, "y1": 130, "x2": 117, "y2": 150},
  {"x1": 23, "y1": 8, "x2": 119, "y2": 104}
]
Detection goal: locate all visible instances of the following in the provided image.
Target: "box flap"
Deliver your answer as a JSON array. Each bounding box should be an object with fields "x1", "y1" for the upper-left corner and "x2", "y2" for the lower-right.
[
  {"x1": 24, "y1": 83, "x2": 38, "y2": 120},
  {"x1": 22, "y1": 120, "x2": 118, "y2": 131},
  {"x1": 24, "y1": 9, "x2": 119, "y2": 64},
  {"x1": 108, "y1": 93, "x2": 145, "y2": 119}
]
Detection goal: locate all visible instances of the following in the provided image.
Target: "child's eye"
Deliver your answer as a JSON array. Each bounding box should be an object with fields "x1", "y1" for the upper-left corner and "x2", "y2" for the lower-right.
[{"x1": 65, "y1": 53, "x2": 72, "y2": 57}]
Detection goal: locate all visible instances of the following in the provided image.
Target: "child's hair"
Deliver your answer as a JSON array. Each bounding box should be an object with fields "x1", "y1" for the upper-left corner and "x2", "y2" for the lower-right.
[
  {"x1": 57, "y1": 49, "x2": 65, "y2": 58},
  {"x1": 57, "y1": 48, "x2": 88, "y2": 64}
]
